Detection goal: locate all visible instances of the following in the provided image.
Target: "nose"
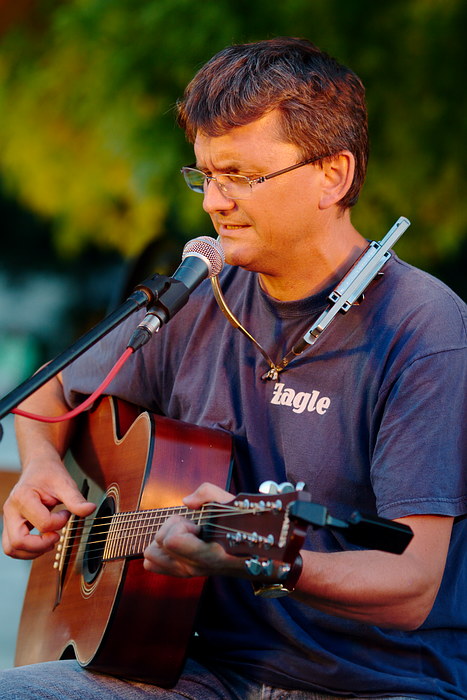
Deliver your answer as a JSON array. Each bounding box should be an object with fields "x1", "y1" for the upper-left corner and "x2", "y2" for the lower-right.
[{"x1": 202, "y1": 179, "x2": 236, "y2": 214}]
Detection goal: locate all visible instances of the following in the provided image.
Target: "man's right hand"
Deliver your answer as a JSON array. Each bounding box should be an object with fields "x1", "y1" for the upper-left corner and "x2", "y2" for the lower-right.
[
  {"x1": 2, "y1": 374, "x2": 96, "y2": 560},
  {"x1": 2, "y1": 457, "x2": 96, "y2": 560}
]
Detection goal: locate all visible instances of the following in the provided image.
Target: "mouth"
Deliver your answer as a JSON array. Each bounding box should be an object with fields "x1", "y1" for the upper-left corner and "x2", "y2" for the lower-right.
[{"x1": 218, "y1": 223, "x2": 249, "y2": 232}]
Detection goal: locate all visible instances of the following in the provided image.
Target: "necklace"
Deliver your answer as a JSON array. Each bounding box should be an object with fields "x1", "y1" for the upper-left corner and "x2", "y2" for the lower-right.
[{"x1": 211, "y1": 274, "x2": 291, "y2": 381}]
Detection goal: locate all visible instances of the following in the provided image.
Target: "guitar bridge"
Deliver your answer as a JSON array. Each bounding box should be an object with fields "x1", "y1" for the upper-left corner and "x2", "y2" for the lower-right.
[{"x1": 52, "y1": 479, "x2": 90, "y2": 609}]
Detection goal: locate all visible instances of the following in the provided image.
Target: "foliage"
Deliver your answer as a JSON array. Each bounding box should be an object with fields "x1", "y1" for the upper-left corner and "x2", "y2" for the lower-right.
[{"x1": 0, "y1": 0, "x2": 466, "y2": 273}]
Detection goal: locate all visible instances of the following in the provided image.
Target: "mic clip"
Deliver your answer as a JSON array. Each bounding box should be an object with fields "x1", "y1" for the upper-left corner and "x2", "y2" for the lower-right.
[
  {"x1": 144, "y1": 278, "x2": 190, "y2": 324},
  {"x1": 132, "y1": 272, "x2": 193, "y2": 323},
  {"x1": 127, "y1": 276, "x2": 191, "y2": 351},
  {"x1": 130, "y1": 273, "x2": 174, "y2": 306}
]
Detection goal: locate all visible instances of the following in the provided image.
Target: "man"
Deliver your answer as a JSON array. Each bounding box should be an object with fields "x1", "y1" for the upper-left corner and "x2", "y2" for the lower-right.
[{"x1": 2, "y1": 38, "x2": 466, "y2": 699}]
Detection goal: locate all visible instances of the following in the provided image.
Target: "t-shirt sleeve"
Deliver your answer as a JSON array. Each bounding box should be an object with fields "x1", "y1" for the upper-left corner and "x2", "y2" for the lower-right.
[{"x1": 370, "y1": 347, "x2": 466, "y2": 519}]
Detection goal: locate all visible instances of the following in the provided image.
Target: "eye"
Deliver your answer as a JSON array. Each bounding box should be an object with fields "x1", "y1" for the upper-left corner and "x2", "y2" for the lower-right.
[
  {"x1": 224, "y1": 174, "x2": 247, "y2": 183},
  {"x1": 194, "y1": 165, "x2": 211, "y2": 176}
]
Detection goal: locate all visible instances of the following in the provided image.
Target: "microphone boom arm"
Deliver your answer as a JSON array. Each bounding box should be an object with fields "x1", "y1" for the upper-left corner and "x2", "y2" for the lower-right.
[
  {"x1": 0, "y1": 279, "x2": 168, "y2": 421},
  {"x1": 0, "y1": 236, "x2": 224, "y2": 421}
]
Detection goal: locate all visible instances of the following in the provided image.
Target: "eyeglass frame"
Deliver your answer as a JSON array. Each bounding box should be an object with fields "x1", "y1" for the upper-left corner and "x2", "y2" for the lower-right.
[{"x1": 180, "y1": 153, "x2": 333, "y2": 200}]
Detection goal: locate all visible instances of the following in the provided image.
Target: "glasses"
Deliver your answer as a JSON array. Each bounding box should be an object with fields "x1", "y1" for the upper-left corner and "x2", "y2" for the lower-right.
[{"x1": 180, "y1": 154, "x2": 330, "y2": 200}]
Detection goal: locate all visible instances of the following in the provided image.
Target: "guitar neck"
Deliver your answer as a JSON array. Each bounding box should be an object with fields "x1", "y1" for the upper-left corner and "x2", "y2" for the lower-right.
[
  {"x1": 103, "y1": 505, "x2": 195, "y2": 561},
  {"x1": 93, "y1": 489, "x2": 306, "y2": 567}
]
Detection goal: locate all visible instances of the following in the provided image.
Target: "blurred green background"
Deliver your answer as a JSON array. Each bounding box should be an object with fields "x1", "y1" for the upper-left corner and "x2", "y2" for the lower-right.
[{"x1": 0, "y1": 0, "x2": 466, "y2": 395}]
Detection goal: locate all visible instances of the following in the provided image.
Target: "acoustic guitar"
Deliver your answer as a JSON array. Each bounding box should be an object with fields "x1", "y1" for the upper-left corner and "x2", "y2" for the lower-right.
[{"x1": 14, "y1": 396, "x2": 309, "y2": 686}]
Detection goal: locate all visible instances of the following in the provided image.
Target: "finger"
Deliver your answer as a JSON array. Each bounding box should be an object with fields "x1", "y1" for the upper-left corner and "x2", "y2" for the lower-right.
[
  {"x1": 143, "y1": 535, "x2": 194, "y2": 576},
  {"x1": 16, "y1": 479, "x2": 94, "y2": 529},
  {"x1": 2, "y1": 517, "x2": 60, "y2": 560},
  {"x1": 154, "y1": 521, "x2": 232, "y2": 576},
  {"x1": 143, "y1": 543, "x2": 182, "y2": 575},
  {"x1": 3, "y1": 482, "x2": 95, "y2": 560},
  {"x1": 5, "y1": 489, "x2": 74, "y2": 537},
  {"x1": 143, "y1": 539, "x2": 211, "y2": 578},
  {"x1": 183, "y1": 482, "x2": 232, "y2": 508},
  {"x1": 45, "y1": 478, "x2": 96, "y2": 519},
  {"x1": 144, "y1": 517, "x2": 206, "y2": 576},
  {"x1": 154, "y1": 516, "x2": 199, "y2": 547}
]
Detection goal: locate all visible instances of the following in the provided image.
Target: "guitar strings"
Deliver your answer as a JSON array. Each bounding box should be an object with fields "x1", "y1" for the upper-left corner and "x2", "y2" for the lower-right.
[
  {"x1": 69, "y1": 506, "x2": 257, "y2": 551},
  {"x1": 59, "y1": 503, "x2": 240, "y2": 546},
  {"x1": 59, "y1": 514, "x2": 266, "y2": 567},
  {"x1": 55, "y1": 503, "x2": 270, "y2": 564},
  {"x1": 58, "y1": 504, "x2": 262, "y2": 536}
]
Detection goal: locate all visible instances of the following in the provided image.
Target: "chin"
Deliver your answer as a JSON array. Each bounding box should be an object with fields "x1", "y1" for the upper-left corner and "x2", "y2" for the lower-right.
[
  {"x1": 224, "y1": 251, "x2": 255, "y2": 271},
  {"x1": 219, "y1": 240, "x2": 262, "y2": 272},
  {"x1": 221, "y1": 243, "x2": 245, "y2": 267}
]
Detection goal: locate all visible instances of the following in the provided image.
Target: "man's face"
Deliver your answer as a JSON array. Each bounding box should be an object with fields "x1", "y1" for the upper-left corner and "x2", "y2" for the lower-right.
[{"x1": 193, "y1": 110, "x2": 323, "y2": 278}]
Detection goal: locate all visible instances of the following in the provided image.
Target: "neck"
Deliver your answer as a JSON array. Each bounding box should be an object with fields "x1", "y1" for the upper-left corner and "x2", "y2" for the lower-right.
[{"x1": 259, "y1": 219, "x2": 367, "y2": 302}]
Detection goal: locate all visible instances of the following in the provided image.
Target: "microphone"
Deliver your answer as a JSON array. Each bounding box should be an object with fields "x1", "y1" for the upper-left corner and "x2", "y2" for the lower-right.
[{"x1": 128, "y1": 236, "x2": 224, "y2": 350}]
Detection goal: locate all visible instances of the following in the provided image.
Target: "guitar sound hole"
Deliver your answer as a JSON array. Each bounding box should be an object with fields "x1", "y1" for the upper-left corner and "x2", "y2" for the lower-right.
[{"x1": 83, "y1": 496, "x2": 115, "y2": 584}]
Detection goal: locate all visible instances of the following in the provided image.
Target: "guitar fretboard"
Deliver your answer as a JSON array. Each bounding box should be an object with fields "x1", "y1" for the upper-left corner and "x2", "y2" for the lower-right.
[{"x1": 103, "y1": 506, "x2": 199, "y2": 560}]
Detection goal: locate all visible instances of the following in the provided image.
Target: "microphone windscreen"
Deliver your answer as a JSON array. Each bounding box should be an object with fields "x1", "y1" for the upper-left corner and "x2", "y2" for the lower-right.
[{"x1": 182, "y1": 236, "x2": 225, "y2": 278}]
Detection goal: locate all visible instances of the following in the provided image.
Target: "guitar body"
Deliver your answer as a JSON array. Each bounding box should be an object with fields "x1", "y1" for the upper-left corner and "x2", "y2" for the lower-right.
[{"x1": 15, "y1": 396, "x2": 233, "y2": 686}]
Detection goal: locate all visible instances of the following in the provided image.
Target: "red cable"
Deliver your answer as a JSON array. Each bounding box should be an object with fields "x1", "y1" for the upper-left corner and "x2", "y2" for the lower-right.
[{"x1": 12, "y1": 346, "x2": 134, "y2": 423}]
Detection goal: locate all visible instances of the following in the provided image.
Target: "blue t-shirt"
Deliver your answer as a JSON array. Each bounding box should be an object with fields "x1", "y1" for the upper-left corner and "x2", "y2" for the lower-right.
[{"x1": 63, "y1": 255, "x2": 467, "y2": 698}]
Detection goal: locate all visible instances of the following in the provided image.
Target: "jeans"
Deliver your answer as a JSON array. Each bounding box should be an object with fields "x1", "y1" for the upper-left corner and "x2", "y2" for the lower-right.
[{"x1": 0, "y1": 658, "x2": 420, "y2": 700}]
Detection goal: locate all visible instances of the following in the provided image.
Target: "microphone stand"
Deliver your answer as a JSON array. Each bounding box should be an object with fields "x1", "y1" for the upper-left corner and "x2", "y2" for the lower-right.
[{"x1": 0, "y1": 273, "x2": 175, "y2": 428}]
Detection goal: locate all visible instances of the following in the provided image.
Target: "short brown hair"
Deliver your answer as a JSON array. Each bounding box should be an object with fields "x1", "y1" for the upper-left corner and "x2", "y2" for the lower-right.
[{"x1": 177, "y1": 37, "x2": 368, "y2": 208}]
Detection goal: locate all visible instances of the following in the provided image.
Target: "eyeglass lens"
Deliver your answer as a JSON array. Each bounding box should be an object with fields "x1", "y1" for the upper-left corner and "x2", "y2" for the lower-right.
[{"x1": 182, "y1": 169, "x2": 252, "y2": 199}]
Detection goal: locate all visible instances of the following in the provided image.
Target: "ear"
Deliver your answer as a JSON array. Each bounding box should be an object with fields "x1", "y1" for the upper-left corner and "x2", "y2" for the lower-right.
[{"x1": 318, "y1": 151, "x2": 355, "y2": 210}]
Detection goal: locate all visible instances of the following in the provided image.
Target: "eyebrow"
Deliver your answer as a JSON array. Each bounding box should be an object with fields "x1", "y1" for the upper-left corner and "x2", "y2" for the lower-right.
[{"x1": 195, "y1": 161, "x2": 262, "y2": 176}]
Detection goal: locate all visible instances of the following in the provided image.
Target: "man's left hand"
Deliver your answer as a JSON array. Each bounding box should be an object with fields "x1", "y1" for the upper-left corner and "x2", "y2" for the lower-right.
[{"x1": 143, "y1": 482, "x2": 245, "y2": 579}]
